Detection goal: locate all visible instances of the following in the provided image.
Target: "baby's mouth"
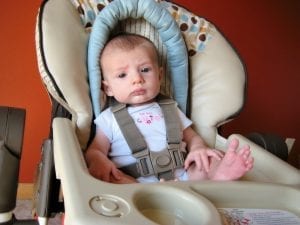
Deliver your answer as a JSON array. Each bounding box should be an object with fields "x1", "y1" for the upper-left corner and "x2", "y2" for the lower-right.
[{"x1": 131, "y1": 89, "x2": 146, "y2": 96}]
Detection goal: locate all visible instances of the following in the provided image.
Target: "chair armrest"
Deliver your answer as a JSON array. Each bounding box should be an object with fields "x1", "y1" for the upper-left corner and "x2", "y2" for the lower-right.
[
  {"x1": 52, "y1": 118, "x2": 222, "y2": 225},
  {"x1": 52, "y1": 118, "x2": 88, "y2": 180},
  {"x1": 52, "y1": 118, "x2": 300, "y2": 225},
  {"x1": 52, "y1": 118, "x2": 103, "y2": 224}
]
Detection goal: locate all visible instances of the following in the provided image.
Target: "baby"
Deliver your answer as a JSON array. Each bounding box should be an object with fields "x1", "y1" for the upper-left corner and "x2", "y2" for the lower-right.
[{"x1": 85, "y1": 33, "x2": 253, "y2": 183}]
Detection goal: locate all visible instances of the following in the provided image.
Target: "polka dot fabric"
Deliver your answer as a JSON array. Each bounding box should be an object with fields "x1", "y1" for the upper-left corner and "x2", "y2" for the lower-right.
[
  {"x1": 70, "y1": 0, "x2": 213, "y2": 57},
  {"x1": 163, "y1": 2, "x2": 214, "y2": 57}
]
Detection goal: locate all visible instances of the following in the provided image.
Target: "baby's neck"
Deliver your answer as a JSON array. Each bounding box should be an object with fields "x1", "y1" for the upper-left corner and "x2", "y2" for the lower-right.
[{"x1": 129, "y1": 99, "x2": 155, "y2": 107}]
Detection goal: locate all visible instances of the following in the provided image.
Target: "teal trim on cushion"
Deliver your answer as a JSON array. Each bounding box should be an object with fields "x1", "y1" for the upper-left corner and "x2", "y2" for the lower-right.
[{"x1": 88, "y1": 0, "x2": 188, "y2": 116}]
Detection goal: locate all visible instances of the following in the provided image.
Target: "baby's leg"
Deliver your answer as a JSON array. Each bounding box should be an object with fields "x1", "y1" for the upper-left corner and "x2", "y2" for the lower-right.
[{"x1": 209, "y1": 138, "x2": 253, "y2": 181}]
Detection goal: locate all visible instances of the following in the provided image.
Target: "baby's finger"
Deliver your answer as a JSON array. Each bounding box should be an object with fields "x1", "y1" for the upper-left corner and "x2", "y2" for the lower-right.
[
  {"x1": 199, "y1": 152, "x2": 209, "y2": 172},
  {"x1": 184, "y1": 155, "x2": 193, "y2": 169},
  {"x1": 101, "y1": 172, "x2": 111, "y2": 182},
  {"x1": 111, "y1": 167, "x2": 122, "y2": 180},
  {"x1": 207, "y1": 150, "x2": 223, "y2": 160}
]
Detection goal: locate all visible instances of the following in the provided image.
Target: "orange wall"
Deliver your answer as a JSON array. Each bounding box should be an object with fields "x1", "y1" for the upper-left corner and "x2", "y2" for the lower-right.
[
  {"x1": 0, "y1": 1, "x2": 51, "y2": 182},
  {"x1": 0, "y1": 1, "x2": 299, "y2": 182}
]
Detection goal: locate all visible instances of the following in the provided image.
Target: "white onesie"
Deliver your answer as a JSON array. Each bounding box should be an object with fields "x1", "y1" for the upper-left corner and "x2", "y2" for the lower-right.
[{"x1": 94, "y1": 102, "x2": 192, "y2": 182}]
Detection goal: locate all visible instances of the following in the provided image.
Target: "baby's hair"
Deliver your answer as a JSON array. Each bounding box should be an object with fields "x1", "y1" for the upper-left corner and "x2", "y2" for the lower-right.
[{"x1": 100, "y1": 32, "x2": 159, "y2": 65}]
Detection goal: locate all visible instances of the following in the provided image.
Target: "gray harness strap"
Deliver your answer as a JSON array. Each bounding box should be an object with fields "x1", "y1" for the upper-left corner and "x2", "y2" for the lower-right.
[{"x1": 111, "y1": 95, "x2": 185, "y2": 180}]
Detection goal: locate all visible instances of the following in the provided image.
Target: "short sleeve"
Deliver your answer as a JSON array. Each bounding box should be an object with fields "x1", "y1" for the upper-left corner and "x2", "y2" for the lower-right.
[
  {"x1": 177, "y1": 107, "x2": 193, "y2": 129},
  {"x1": 94, "y1": 108, "x2": 114, "y2": 141}
]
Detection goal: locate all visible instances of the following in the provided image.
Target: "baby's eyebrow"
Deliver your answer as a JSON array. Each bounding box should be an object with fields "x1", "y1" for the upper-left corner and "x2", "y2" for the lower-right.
[
  {"x1": 139, "y1": 61, "x2": 152, "y2": 66},
  {"x1": 113, "y1": 65, "x2": 128, "y2": 72}
]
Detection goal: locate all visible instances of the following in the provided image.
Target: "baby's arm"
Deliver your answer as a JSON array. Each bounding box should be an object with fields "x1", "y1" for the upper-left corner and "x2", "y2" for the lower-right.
[
  {"x1": 85, "y1": 129, "x2": 121, "y2": 182},
  {"x1": 183, "y1": 126, "x2": 223, "y2": 172},
  {"x1": 85, "y1": 129, "x2": 137, "y2": 184}
]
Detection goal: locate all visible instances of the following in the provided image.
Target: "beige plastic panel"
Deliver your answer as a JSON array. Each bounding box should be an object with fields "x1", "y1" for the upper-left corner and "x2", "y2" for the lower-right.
[
  {"x1": 189, "y1": 27, "x2": 246, "y2": 147},
  {"x1": 36, "y1": 0, "x2": 92, "y2": 148},
  {"x1": 53, "y1": 118, "x2": 300, "y2": 225}
]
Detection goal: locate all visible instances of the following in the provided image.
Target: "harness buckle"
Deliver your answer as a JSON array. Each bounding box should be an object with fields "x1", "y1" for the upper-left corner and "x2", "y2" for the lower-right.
[
  {"x1": 128, "y1": 144, "x2": 186, "y2": 180},
  {"x1": 168, "y1": 143, "x2": 185, "y2": 169},
  {"x1": 133, "y1": 149, "x2": 154, "y2": 177},
  {"x1": 133, "y1": 146, "x2": 185, "y2": 178},
  {"x1": 150, "y1": 149, "x2": 174, "y2": 175}
]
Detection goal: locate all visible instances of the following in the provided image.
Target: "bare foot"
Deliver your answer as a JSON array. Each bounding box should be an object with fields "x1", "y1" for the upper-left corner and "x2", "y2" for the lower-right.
[{"x1": 209, "y1": 138, "x2": 254, "y2": 181}]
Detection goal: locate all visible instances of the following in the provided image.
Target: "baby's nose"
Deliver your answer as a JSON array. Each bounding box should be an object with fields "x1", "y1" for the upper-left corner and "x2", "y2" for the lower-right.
[{"x1": 132, "y1": 73, "x2": 144, "y2": 84}]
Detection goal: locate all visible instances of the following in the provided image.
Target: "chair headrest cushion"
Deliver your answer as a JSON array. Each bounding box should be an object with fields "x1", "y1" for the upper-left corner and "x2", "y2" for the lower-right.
[{"x1": 88, "y1": 0, "x2": 189, "y2": 116}]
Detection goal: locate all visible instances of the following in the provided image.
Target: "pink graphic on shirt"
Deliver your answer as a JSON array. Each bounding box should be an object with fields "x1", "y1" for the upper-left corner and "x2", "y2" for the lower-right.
[{"x1": 136, "y1": 112, "x2": 163, "y2": 125}]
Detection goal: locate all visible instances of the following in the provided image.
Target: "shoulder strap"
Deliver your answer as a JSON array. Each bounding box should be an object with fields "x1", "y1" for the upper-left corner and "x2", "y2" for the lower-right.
[
  {"x1": 157, "y1": 95, "x2": 182, "y2": 145},
  {"x1": 111, "y1": 95, "x2": 183, "y2": 179},
  {"x1": 111, "y1": 103, "x2": 147, "y2": 155},
  {"x1": 111, "y1": 103, "x2": 154, "y2": 177},
  {"x1": 111, "y1": 95, "x2": 182, "y2": 151}
]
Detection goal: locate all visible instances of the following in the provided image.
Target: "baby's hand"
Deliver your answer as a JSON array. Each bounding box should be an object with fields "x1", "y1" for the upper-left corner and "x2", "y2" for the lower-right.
[
  {"x1": 184, "y1": 148, "x2": 223, "y2": 172},
  {"x1": 88, "y1": 156, "x2": 122, "y2": 182},
  {"x1": 110, "y1": 171, "x2": 137, "y2": 184}
]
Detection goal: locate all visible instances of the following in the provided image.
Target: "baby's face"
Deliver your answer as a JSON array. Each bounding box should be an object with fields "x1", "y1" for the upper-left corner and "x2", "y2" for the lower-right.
[{"x1": 101, "y1": 44, "x2": 162, "y2": 106}]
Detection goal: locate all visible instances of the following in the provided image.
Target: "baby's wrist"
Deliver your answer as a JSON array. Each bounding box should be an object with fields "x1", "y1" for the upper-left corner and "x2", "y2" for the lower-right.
[{"x1": 190, "y1": 145, "x2": 207, "y2": 152}]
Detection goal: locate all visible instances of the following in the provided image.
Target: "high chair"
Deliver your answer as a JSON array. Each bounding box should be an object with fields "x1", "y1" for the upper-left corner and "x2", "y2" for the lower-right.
[
  {"x1": 0, "y1": 107, "x2": 38, "y2": 225},
  {"x1": 31, "y1": 0, "x2": 300, "y2": 224}
]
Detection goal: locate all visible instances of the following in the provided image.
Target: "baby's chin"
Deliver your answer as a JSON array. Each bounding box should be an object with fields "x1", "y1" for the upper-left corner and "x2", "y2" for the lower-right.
[{"x1": 128, "y1": 98, "x2": 156, "y2": 107}]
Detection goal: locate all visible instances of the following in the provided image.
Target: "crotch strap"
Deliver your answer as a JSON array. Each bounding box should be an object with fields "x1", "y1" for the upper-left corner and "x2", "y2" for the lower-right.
[{"x1": 111, "y1": 96, "x2": 185, "y2": 180}]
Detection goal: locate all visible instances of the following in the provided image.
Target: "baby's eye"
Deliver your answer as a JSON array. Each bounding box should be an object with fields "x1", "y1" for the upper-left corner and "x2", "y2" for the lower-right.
[
  {"x1": 141, "y1": 67, "x2": 151, "y2": 73},
  {"x1": 117, "y1": 73, "x2": 127, "y2": 78}
]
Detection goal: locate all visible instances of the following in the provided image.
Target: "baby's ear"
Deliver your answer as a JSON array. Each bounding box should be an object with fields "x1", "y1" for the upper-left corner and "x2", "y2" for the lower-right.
[
  {"x1": 159, "y1": 66, "x2": 164, "y2": 81},
  {"x1": 102, "y1": 80, "x2": 113, "y2": 96}
]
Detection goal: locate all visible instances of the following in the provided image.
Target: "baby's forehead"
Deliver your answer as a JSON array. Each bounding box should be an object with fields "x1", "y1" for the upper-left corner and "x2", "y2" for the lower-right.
[
  {"x1": 101, "y1": 39, "x2": 158, "y2": 62},
  {"x1": 105, "y1": 38, "x2": 153, "y2": 52},
  {"x1": 103, "y1": 33, "x2": 155, "y2": 50}
]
